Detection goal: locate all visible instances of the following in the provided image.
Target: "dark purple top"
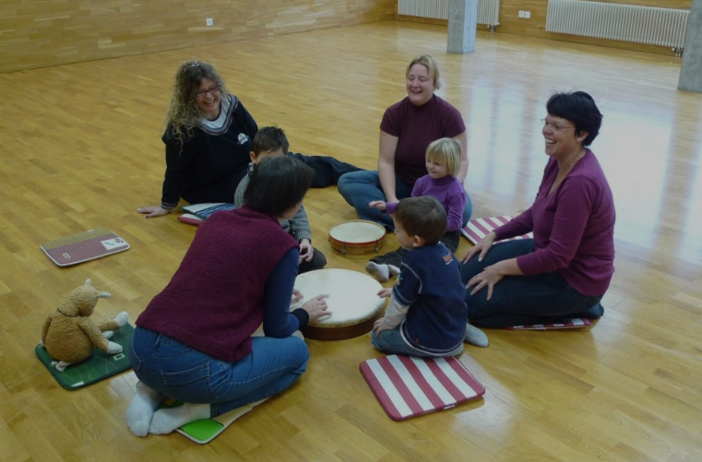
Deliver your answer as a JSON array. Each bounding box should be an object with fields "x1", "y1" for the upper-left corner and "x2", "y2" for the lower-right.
[
  {"x1": 380, "y1": 95, "x2": 465, "y2": 184},
  {"x1": 495, "y1": 150, "x2": 616, "y2": 296},
  {"x1": 136, "y1": 207, "x2": 299, "y2": 362},
  {"x1": 385, "y1": 174, "x2": 466, "y2": 231}
]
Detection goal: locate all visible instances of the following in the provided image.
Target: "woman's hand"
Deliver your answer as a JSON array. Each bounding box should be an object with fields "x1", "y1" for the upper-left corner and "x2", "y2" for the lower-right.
[
  {"x1": 378, "y1": 131, "x2": 400, "y2": 203},
  {"x1": 291, "y1": 289, "x2": 303, "y2": 305},
  {"x1": 138, "y1": 206, "x2": 170, "y2": 218},
  {"x1": 298, "y1": 239, "x2": 314, "y2": 262},
  {"x1": 302, "y1": 294, "x2": 330, "y2": 323},
  {"x1": 373, "y1": 317, "x2": 391, "y2": 335},
  {"x1": 369, "y1": 201, "x2": 388, "y2": 211},
  {"x1": 377, "y1": 288, "x2": 393, "y2": 298},
  {"x1": 462, "y1": 232, "x2": 497, "y2": 264},
  {"x1": 466, "y1": 263, "x2": 504, "y2": 300}
]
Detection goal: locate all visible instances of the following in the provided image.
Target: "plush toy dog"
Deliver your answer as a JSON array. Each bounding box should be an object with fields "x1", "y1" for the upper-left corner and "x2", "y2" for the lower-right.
[{"x1": 41, "y1": 278, "x2": 129, "y2": 372}]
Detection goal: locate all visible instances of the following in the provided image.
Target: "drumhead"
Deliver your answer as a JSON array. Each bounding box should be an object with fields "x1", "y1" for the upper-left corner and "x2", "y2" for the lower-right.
[
  {"x1": 329, "y1": 220, "x2": 385, "y2": 245},
  {"x1": 292, "y1": 268, "x2": 386, "y2": 328}
]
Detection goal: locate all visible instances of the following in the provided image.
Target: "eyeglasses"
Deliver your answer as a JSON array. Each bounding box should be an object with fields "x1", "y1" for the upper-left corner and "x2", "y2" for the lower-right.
[
  {"x1": 541, "y1": 119, "x2": 574, "y2": 132},
  {"x1": 195, "y1": 85, "x2": 220, "y2": 99}
]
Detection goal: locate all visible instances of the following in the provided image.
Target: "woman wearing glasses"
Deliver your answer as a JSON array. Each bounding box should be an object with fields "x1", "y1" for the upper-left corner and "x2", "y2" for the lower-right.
[
  {"x1": 138, "y1": 60, "x2": 359, "y2": 218},
  {"x1": 460, "y1": 91, "x2": 615, "y2": 328}
]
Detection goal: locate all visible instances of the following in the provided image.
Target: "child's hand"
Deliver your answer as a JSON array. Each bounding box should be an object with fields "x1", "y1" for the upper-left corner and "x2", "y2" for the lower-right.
[
  {"x1": 299, "y1": 239, "x2": 314, "y2": 262},
  {"x1": 369, "y1": 200, "x2": 387, "y2": 211},
  {"x1": 377, "y1": 288, "x2": 393, "y2": 298},
  {"x1": 373, "y1": 318, "x2": 391, "y2": 335}
]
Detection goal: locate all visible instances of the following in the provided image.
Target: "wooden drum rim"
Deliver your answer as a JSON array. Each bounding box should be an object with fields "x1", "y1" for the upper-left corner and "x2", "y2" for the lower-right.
[
  {"x1": 328, "y1": 220, "x2": 386, "y2": 254},
  {"x1": 293, "y1": 268, "x2": 386, "y2": 341}
]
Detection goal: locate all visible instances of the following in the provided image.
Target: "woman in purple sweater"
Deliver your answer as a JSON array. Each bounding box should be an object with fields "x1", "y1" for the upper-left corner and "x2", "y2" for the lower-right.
[
  {"x1": 125, "y1": 157, "x2": 330, "y2": 437},
  {"x1": 460, "y1": 91, "x2": 615, "y2": 328}
]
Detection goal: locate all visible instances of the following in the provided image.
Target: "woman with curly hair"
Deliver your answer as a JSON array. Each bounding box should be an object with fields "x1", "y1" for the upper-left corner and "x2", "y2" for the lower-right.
[{"x1": 138, "y1": 60, "x2": 359, "y2": 218}]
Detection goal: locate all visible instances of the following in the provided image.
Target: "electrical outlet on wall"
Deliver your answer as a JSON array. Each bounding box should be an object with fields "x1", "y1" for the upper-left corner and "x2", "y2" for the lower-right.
[
  {"x1": 206, "y1": 18, "x2": 214, "y2": 26},
  {"x1": 518, "y1": 10, "x2": 525, "y2": 18},
  {"x1": 524, "y1": 11, "x2": 531, "y2": 19}
]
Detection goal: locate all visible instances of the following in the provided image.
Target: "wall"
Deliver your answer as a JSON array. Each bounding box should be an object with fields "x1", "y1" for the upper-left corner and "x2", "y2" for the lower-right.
[
  {"x1": 397, "y1": 0, "x2": 693, "y2": 55},
  {"x1": 0, "y1": 0, "x2": 395, "y2": 73}
]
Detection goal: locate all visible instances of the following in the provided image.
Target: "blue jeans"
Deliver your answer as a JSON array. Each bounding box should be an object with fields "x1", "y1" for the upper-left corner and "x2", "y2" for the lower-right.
[
  {"x1": 371, "y1": 328, "x2": 464, "y2": 357},
  {"x1": 460, "y1": 239, "x2": 604, "y2": 328},
  {"x1": 337, "y1": 170, "x2": 473, "y2": 229},
  {"x1": 129, "y1": 327, "x2": 309, "y2": 417}
]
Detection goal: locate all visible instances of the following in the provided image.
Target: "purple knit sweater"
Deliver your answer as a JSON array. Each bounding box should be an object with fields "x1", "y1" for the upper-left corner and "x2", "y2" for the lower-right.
[
  {"x1": 136, "y1": 207, "x2": 298, "y2": 362},
  {"x1": 385, "y1": 174, "x2": 466, "y2": 231},
  {"x1": 495, "y1": 150, "x2": 615, "y2": 296}
]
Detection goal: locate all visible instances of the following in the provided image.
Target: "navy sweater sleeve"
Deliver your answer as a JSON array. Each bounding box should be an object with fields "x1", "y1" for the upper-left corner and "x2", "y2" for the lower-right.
[{"x1": 263, "y1": 247, "x2": 308, "y2": 337}]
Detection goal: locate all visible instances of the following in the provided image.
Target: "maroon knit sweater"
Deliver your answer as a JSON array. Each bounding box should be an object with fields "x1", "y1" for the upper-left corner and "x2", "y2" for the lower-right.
[{"x1": 136, "y1": 207, "x2": 298, "y2": 362}]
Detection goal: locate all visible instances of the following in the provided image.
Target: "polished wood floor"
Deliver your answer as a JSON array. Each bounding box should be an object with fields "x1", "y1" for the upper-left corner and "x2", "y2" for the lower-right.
[{"x1": 1, "y1": 21, "x2": 701, "y2": 461}]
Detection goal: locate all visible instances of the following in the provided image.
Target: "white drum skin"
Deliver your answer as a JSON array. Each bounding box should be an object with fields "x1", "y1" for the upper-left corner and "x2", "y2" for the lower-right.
[
  {"x1": 292, "y1": 268, "x2": 387, "y2": 340},
  {"x1": 328, "y1": 220, "x2": 386, "y2": 255}
]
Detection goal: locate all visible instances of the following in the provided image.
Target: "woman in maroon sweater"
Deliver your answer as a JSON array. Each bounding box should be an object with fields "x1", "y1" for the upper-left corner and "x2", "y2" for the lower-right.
[
  {"x1": 126, "y1": 157, "x2": 329, "y2": 437},
  {"x1": 460, "y1": 91, "x2": 615, "y2": 328}
]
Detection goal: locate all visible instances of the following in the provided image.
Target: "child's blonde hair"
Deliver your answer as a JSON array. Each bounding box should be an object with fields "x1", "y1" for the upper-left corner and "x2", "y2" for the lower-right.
[{"x1": 425, "y1": 138, "x2": 461, "y2": 177}]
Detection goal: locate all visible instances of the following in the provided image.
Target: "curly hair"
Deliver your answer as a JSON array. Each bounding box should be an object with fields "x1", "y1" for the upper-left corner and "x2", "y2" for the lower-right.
[{"x1": 165, "y1": 60, "x2": 230, "y2": 148}]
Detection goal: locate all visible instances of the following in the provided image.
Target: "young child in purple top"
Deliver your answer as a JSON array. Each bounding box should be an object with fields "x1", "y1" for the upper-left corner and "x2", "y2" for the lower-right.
[
  {"x1": 460, "y1": 91, "x2": 615, "y2": 328},
  {"x1": 365, "y1": 138, "x2": 466, "y2": 282}
]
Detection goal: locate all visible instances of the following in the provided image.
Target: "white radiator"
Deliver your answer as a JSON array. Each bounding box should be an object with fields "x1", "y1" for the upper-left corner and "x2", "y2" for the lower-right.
[
  {"x1": 545, "y1": 0, "x2": 689, "y2": 48},
  {"x1": 398, "y1": 0, "x2": 501, "y2": 27}
]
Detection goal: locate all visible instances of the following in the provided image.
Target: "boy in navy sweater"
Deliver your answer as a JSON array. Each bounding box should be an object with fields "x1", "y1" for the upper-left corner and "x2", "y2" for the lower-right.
[{"x1": 371, "y1": 196, "x2": 488, "y2": 356}]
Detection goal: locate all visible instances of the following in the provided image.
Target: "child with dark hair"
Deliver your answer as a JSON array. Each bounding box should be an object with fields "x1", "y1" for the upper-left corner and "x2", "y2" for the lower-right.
[
  {"x1": 235, "y1": 126, "x2": 326, "y2": 273},
  {"x1": 371, "y1": 196, "x2": 488, "y2": 357}
]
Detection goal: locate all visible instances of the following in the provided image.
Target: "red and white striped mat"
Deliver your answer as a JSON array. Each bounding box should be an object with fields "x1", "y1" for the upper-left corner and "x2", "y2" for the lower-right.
[
  {"x1": 461, "y1": 216, "x2": 533, "y2": 244},
  {"x1": 359, "y1": 355, "x2": 485, "y2": 421}
]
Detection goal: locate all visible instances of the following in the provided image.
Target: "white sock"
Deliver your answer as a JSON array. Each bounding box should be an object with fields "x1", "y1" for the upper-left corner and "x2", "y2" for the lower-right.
[
  {"x1": 388, "y1": 264, "x2": 401, "y2": 277},
  {"x1": 464, "y1": 323, "x2": 489, "y2": 347},
  {"x1": 149, "y1": 403, "x2": 211, "y2": 435},
  {"x1": 126, "y1": 381, "x2": 166, "y2": 437},
  {"x1": 365, "y1": 261, "x2": 390, "y2": 282}
]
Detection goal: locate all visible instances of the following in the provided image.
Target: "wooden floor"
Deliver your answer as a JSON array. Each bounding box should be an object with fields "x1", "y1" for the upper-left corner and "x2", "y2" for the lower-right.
[{"x1": 2, "y1": 21, "x2": 702, "y2": 461}]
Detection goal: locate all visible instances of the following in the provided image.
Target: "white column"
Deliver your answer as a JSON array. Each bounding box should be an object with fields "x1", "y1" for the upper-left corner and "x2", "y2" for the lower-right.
[
  {"x1": 447, "y1": 0, "x2": 479, "y2": 54},
  {"x1": 679, "y1": 0, "x2": 702, "y2": 92}
]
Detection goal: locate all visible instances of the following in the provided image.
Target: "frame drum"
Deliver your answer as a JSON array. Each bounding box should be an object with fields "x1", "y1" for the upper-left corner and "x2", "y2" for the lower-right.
[
  {"x1": 292, "y1": 269, "x2": 386, "y2": 340},
  {"x1": 328, "y1": 220, "x2": 386, "y2": 255}
]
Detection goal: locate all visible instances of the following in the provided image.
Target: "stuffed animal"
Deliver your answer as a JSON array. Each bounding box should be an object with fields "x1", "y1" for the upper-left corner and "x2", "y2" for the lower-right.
[{"x1": 41, "y1": 278, "x2": 129, "y2": 372}]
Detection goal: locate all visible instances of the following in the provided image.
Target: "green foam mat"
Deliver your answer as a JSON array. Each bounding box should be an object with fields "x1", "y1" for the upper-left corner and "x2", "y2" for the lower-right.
[
  {"x1": 35, "y1": 323, "x2": 134, "y2": 390},
  {"x1": 176, "y1": 404, "x2": 255, "y2": 444}
]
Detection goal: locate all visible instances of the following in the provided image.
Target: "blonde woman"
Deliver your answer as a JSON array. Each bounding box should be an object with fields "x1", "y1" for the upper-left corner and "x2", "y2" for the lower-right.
[{"x1": 338, "y1": 55, "x2": 472, "y2": 229}]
